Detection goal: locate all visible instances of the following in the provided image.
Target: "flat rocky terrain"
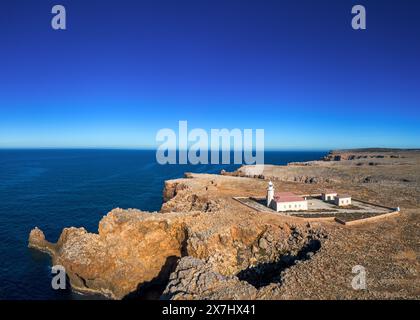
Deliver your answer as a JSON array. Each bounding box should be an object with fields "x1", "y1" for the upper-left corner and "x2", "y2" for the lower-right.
[{"x1": 29, "y1": 149, "x2": 420, "y2": 299}]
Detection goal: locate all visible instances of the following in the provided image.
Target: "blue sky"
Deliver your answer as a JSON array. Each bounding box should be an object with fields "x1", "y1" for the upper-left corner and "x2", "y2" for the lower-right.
[{"x1": 0, "y1": 0, "x2": 419, "y2": 149}]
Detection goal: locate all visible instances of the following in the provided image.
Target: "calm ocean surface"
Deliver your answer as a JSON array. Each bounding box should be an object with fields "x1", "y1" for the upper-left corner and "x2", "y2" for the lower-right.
[{"x1": 0, "y1": 149, "x2": 326, "y2": 300}]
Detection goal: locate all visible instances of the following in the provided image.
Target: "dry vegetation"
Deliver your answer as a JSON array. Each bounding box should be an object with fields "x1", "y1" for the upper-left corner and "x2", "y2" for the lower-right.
[{"x1": 29, "y1": 149, "x2": 420, "y2": 299}]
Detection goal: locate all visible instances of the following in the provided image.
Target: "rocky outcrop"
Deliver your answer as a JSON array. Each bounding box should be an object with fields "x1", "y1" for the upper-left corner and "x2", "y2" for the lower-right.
[
  {"x1": 232, "y1": 168, "x2": 336, "y2": 184},
  {"x1": 161, "y1": 179, "x2": 221, "y2": 213},
  {"x1": 162, "y1": 180, "x2": 190, "y2": 203},
  {"x1": 29, "y1": 209, "x2": 190, "y2": 299},
  {"x1": 162, "y1": 257, "x2": 258, "y2": 300},
  {"x1": 29, "y1": 204, "x2": 327, "y2": 300},
  {"x1": 28, "y1": 227, "x2": 55, "y2": 254},
  {"x1": 323, "y1": 150, "x2": 403, "y2": 162},
  {"x1": 27, "y1": 149, "x2": 420, "y2": 300},
  {"x1": 162, "y1": 224, "x2": 326, "y2": 300}
]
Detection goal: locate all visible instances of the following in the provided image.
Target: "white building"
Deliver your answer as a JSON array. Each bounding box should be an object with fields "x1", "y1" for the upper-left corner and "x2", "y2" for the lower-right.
[
  {"x1": 334, "y1": 194, "x2": 352, "y2": 206},
  {"x1": 322, "y1": 190, "x2": 337, "y2": 202},
  {"x1": 266, "y1": 182, "x2": 308, "y2": 212}
]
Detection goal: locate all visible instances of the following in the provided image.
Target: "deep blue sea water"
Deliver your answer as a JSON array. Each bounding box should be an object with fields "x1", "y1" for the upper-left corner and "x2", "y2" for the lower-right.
[{"x1": 0, "y1": 149, "x2": 326, "y2": 300}]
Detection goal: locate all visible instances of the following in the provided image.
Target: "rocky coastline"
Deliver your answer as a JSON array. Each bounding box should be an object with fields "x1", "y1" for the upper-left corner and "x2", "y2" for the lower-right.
[{"x1": 28, "y1": 149, "x2": 420, "y2": 299}]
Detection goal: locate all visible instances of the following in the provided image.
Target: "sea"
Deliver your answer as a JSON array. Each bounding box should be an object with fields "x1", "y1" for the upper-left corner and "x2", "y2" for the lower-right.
[{"x1": 0, "y1": 149, "x2": 327, "y2": 300}]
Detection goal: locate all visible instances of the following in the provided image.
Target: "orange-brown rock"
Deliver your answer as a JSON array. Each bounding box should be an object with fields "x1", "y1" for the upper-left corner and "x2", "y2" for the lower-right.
[{"x1": 28, "y1": 149, "x2": 420, "y2": 300}]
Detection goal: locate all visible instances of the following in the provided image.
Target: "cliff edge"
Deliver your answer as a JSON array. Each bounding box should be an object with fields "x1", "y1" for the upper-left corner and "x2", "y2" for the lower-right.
[{"x1": 29, "y1": 149, "x2": 420, "y2": 299}]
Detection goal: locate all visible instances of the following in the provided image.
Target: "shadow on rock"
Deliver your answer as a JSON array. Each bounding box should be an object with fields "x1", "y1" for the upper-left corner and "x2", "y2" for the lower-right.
[
  {"x1": 123, "y1": 255, "x2": 180, "y2": 300},
  {"x1": 237, "y1": 239, "x2": 321, "y2": 288}
]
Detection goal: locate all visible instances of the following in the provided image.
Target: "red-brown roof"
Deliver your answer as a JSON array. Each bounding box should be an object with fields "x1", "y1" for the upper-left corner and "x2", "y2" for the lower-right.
[{"x1": 274, "y1": 192, "x2": 306, "y2": 203}]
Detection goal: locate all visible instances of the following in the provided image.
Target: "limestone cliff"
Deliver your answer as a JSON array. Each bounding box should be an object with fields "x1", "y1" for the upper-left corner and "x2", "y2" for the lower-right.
[{"x1": 28, "y1": 150, "x2": 420, "y2": 299}]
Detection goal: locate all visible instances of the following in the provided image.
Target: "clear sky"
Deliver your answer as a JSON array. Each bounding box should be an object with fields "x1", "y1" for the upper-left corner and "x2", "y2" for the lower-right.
[{"x1": 0, "y1": 0, "x2": 419, "y2": 150}]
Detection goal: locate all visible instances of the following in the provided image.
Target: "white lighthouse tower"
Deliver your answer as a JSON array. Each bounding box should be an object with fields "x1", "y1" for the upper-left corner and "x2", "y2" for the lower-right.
[{"x1": 267, "y1": 181, "x2": 274, "y2": 208}]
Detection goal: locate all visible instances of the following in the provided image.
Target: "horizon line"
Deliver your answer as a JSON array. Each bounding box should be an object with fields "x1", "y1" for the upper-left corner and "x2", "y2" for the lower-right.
[{"x1": 0, "y1": 146, "x2": 419, "y2": 152}]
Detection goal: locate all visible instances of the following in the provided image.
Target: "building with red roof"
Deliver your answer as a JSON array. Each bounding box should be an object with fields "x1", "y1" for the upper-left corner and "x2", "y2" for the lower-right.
[{"x1": 266, "y1": 183, "x2": 308, "y2": 212}]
